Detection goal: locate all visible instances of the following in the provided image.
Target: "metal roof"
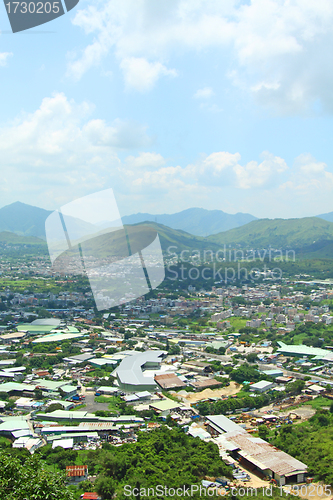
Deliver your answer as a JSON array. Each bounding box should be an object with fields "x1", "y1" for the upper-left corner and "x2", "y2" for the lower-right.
[
  {"x1": 206, "y1": 415, "x2": 246, "y2": 434},
  {"x1": 154, "y1": 372, "x2": 186, "y2": 389},
  {"x1": 220, "y1": 431, "x2": 307, "y2": 477},
  {"x1": 277, "y1": 342, "x2": 329, "y2": 357},
  {"x1": 31, "y1": 319, "x2": 61, "y2": 326},
  {"x1": 52, "y1": 438, "x2": 74, "y2": 449},
  {"x1": 64, "y1": 353, "x2": 95, "y2": 363},
  {"x1": 0, "y1": 418, "x2": 30, "y2": 432},
  {"x1": 149, "y1": 399, "x2": 181, "y2": 412},
  {"x1": 250, "y1": 380, "x2": 273, "y2": 390},
  {"x1": 47, "y1": 432, "x2": 99, "y2": 441},
  {"x1": 114, "y1": 350, "x2": 165, "y2": 389}
]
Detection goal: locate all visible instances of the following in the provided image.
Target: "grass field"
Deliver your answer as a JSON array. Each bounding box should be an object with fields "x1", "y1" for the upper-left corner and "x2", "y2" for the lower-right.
[
  {"x1": 228, "y1": 317, "x2": 248, "y2": 330},
  {"x1": 0, "y1": 278, "x2": 60, "y2": 294},
  {"x1": 303, "y1": 396, "x2": 332, "y2": 409},
  {"x1": 291, "y1": 332, "x2": 309, "y2": 344}
]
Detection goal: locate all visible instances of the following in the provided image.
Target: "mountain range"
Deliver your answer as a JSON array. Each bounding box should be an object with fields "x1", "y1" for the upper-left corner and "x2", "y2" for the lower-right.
[
  {"x1": 122, "y1": 207, "x2": 257, "y2": 236},
  {"x1": 0, "y1": 203, "x2": 258, "y2": 239},
  {"x1": 0, "y1": 202, "x2": 333, "y2": 258}
]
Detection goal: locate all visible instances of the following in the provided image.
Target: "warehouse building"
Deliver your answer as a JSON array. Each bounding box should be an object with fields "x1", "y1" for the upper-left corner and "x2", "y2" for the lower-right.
[
  {"x1": 154, "y1": 373, "x2": 186, "y2": 390},
  {"x1": 206, "y1": 415, "x2": 307, "y2": 486},
  {"x1": 249, "y1": 380, "x2": 274, "y2": 393},
  {"x1": 216, "y1": 430, "x2": 307, "y2": 486},
  {"x1": 113, "y1": 350, "x2": 166, "y2": 392},
  {"x1": 277, "y1": 342, "x2": 329, "y2": 358},
  {"x1": 181, "y1": 361, "x2": 213, "y2": 374},
  {"x1": 190, "y1": 378, "x2": 223, "y2": 390}
]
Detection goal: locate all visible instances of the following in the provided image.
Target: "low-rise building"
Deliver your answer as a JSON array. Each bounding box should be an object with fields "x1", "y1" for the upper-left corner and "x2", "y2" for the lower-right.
[
  {"x1": 249, "y1": 380, "x2": 274, "y2": 393},
  {"x1": 66, "y1": 465, "x2": 88, "y2": 484}
]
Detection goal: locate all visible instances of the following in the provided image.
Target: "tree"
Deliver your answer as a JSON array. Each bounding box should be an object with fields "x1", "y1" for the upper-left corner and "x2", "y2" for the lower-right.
[
  {"x1": 246, "y1": 352, "x2": 258, "y2": 363},
  {"x1": 0, "y1": 452, "x2": 75, "y2": 500},
  {"x1": 34, "y1": 388, "x2": 44, "y2": 400},
  {"x1": 46, "y1": 403, "x2": 64, "y2": 413},
  {"x1": 258, "y1": 425, "x2": 269, "y2": 441},
  {"x1": 230, "y1": 364, "x2": 261, "y2": 384},
  {"x1": 285, "y1": 379, "x2": 305, "y2": 395},
  {"x1": 95, "y1": 475, "x2": 116, "y2": 499}
]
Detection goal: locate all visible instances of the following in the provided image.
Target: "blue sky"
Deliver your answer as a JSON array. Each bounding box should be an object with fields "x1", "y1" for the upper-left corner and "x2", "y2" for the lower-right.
[{"x1": 1, "y1": 0, "x2": 333, "y2": 219}]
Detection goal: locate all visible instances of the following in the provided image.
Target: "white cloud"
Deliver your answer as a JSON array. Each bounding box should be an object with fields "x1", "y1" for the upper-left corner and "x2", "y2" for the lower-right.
[
  {"x1": 194, "y1": 87, "x2": 215, "y2": 99},
  {"x1": 124, "y1": 150, "x2": 288, "y2": 193},
  {"x1": 286, "y1": 153, "x2": 333, "y2": 192},
  {"x1": 233, "y1": 152, "x2": 288, "y2": 189},
  {"x1": 120, "y1": 57, "x2": 177, "y2": 92},
  {"x1": 1, "y1": 93, "x2": 332, "y2": 217},
  {"x1": 125, "y1": 152, "x2": 166, "y2": 169},
  {"x1": 0, "y1": 52, "x2": 13, "y2": 67},
  {"x1": 0, "y1": 93, "x2": 153, "y2": 208},
  {"x1": 69, "y1": 0, "x2": 333, "y2": 111}
]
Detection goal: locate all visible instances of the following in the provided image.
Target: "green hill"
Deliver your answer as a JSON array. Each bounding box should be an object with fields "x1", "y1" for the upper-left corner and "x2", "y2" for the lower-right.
[
  {"x1": 125, "y1": 221, "x2": 220, "y2": 253},
  {"x1": 297, "y1": 240, "x2": 333, "y2": 260},
  {"x1": 57, "y1": 221, "x2": 221, "y2": 261},
  {"x1": 207, "y1": 217, "x2": 333, "y2": 248},
  {"x1": 0, "y1": 222, "x2": 220, "y2": 262},
  {"x1": 0, "y1": 231, "x2": 47, "y2": 246}
]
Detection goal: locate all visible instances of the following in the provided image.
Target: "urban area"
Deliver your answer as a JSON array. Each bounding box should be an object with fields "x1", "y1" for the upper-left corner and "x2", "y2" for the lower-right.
[{"x1": 1, "y1": 250, "x2": 333, "y2": 500}]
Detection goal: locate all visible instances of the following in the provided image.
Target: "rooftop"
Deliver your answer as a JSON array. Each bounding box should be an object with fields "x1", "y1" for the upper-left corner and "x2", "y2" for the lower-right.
[{"x1": 114, "y1": 350, "x2": 165, "y2": 389}]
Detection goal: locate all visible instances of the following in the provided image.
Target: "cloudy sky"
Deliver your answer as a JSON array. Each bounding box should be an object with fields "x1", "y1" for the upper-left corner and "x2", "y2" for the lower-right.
[{"x1": 1, "y1": 0, "x2": 333, "y2": 219}]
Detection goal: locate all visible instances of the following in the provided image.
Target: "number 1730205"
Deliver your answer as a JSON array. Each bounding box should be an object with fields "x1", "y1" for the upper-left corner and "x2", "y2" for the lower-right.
[
  {"x1": 280, "y1": 485, "x2": 332, "y2": 496},
  {"x1": 5, "y1": 1, "x2": 60, "y2": 14}
]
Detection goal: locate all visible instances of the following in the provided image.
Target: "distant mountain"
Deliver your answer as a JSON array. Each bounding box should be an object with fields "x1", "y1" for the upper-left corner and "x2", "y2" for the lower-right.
[
  {"x1": 207, "y1": 217, "x2": 333, "y2": 249},
  {"x1": 0, "y1": 202, "x2": 51, "y2": 239},
  {"x1": 122, "y1": 207, "x2": 257, "y2": 236},
  {"x1": 317, "y1": 211, "x2": 333, "y2": 223},
  {"x1": 0, "y1": 203, "x2": 256, "y2": 240}
]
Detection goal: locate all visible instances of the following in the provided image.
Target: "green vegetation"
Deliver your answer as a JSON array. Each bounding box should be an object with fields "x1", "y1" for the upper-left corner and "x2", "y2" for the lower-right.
[
  {"x1": 79, "y1": 426, "x2": 232, "y2": 499},
  {"x1": 95, "y1": 396, "x2": 123, "y2": 412},
  {"x1": 272, "y1": 409, "x2": 333, "y2": 485},
  {"x1": 230, "y1": 363, "x2": 262, "y2": 384},
  {"x1": 303, "y1": 396, "x2": 332, "y2": 409},
  {"x1": 282, "y1": 321, "x2": 333, "y2": 348},
  {"x1": 0, "y1": 450, "x2": 74, "y2": 499},
  {"x1": 207, "y1": 217, "x2": 333, "y2": 248},
  {"x1": 197, "y1": 392, "x2": 271, "y2": 415}
]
